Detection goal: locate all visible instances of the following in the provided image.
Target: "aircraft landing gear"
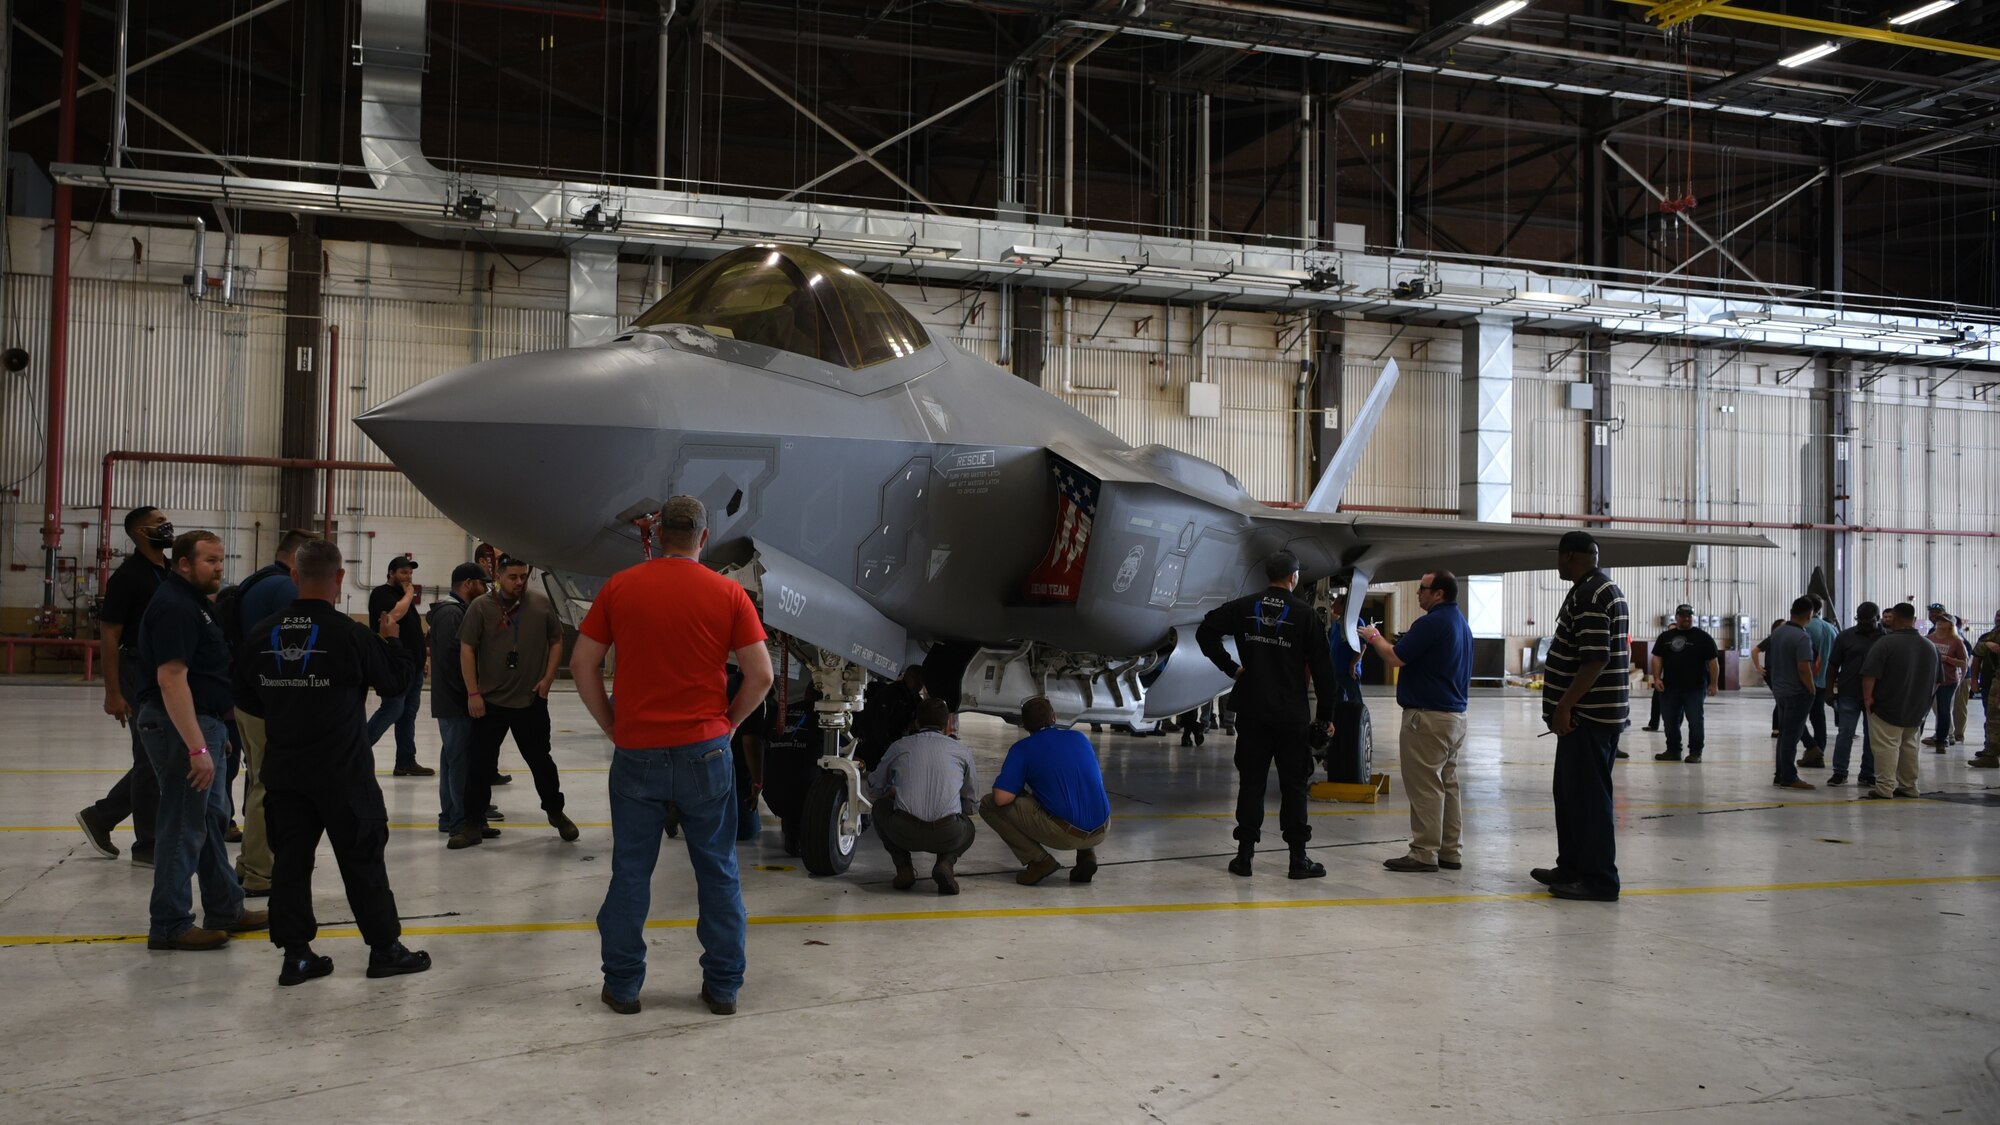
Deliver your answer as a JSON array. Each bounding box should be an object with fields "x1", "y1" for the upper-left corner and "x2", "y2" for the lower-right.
[{"x1": 798, "y1": 651, "x2": 871, "y2": 877}]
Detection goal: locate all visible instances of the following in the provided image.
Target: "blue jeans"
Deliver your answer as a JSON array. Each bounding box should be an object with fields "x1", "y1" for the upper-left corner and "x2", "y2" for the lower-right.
[
  {"x1": 135, "y1": 704, "x2": 245, "y2": 942},
  {"x1": 597, "y1": 739, "x2": 746, "y2": 1004},
  {"x1": 1660, "y1": 688, "x2": 1706, "y2": 755},
  {"x1": 366, "y1": 671, "x2": 425, "y2": 768},
  {"x1": 436, "y1": 716, "x2": 473, "y2": 832},
  {"x1": 1831, "y1": 694, "x2": 1875, "y2": 780},
  {"x1": 1773, "y1": 694, "x2": 1811, "y2": 783}
]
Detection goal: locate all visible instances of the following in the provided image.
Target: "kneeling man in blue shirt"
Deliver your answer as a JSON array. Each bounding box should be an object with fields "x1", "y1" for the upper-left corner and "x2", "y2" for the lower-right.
[
  {"x1": 980, "y1": 697, "x2": 1112, "y2": 886},
  {"x1": 1359, "y1": 570, "x2": 1473, "y2": 873}
]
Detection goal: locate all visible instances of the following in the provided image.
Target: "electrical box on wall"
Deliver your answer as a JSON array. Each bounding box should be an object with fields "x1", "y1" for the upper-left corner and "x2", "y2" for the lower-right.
[
  {"x1": 1187, "y1": 382, "x2": 1222, "y2": 418},
  {"x1": 1567, "y1": 382, "x2": 1595, "y2": 411}
]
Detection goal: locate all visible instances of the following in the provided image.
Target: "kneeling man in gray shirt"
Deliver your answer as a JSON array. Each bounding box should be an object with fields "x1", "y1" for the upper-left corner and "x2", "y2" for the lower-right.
[{"x1": 865, "y1": 698, "x2": 980, "y2": 895}]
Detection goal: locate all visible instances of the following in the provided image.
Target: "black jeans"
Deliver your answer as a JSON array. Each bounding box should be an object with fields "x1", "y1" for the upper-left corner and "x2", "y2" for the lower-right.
[
  {"x1": 1804, "y1": 686, "x2": 1829, "y2": 752},
  {"x1": 1934, "y1": 684, "x2": 1957, "y2": 742},
  {"x1": 1552, "y1": 723, "x2": 1620, "y2": 894},
  {"x1": 463, "y1": 697, "x2": 566, "y2": 826},
  {"x1": 265, "y1": 784, "x2": 401, "y2": 951},
  {"x1": 874, "y1": 803, "x2": 976, "y2": 867},
  {"x1": 86, "y1": 653, "x2": 159, "y2": 848},
  {"x1": 1660, "y1": 688, "x2": 1706, "y2": 755},
  {"x1": 1773, "y1": 694, "x2": 1811, "y2": 783},
  {"x1": 1232, "y1": 717, "x2": 1314, "y2": 846}
]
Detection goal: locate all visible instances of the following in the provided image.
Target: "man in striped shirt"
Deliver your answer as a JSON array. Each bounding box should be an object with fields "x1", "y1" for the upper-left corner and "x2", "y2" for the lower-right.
[{"x1": 1532, "y1": 531, "x2": 1629, "y2": 902}]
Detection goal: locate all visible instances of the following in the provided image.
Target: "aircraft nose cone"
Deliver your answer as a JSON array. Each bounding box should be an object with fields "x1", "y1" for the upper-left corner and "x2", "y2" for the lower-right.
[{"x1": 357, "y1": 347, "x2": 663, "y2": 566}]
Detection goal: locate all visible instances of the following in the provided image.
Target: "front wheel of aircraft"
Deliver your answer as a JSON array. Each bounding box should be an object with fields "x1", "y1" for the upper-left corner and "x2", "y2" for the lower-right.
[{"x1": 799, "y1": 769, "x2": 858, "y2": 876}]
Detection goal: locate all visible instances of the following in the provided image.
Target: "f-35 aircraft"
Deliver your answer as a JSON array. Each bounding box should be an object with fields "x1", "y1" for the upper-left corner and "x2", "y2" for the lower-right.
[{"x1": 359, "y1": 244, "x2": 1767, "y2": 873}]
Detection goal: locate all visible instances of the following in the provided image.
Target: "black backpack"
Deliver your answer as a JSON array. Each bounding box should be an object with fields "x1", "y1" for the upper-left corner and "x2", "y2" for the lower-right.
[{"x1": 215, "y1": 565, "x2": 283, "y2": 650}]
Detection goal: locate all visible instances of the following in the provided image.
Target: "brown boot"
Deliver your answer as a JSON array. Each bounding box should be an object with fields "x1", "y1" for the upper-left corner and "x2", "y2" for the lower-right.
[
  {"x1": 148, "y1": 927, "x2": 230, "y2": 951},
  {"x1": 891, "y1": 865, "x2": 916, "y2": 891},
  {"x1": 1016, "y1": 856, "x2": 1061, "y2": 886},
  {"x1": 228, "y1": 909, "x2": 269, "y2": 933},
  {"x1": 447, "y1": 822, "x2": 486, "y2": 849},
  {"x1": 933, "y1": 858, "x2": 960, "y2": 896}
]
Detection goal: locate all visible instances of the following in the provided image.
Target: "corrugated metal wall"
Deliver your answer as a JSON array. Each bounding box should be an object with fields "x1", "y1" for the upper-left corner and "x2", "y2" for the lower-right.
[
  {"x1": 325, "y1": 293, "x2": 564, "y2": 520},
  {"x1": 1336, "y1": 360, "x2": 1459, "y2": 510}
]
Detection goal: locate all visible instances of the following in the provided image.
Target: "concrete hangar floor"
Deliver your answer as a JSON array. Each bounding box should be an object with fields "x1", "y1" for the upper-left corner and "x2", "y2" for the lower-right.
[{"x1": 1, "y1": 682, "x2": 1995, "y2": 1124}]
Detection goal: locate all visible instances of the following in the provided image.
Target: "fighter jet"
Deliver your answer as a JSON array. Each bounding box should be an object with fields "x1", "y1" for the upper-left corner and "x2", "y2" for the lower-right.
[{"x1": 359, "y1": 244, "x2": 1768, "y2": 872}]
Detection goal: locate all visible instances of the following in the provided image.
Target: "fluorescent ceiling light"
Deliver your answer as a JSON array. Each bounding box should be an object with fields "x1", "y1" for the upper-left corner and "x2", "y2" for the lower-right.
[
  {"x1": 1511, "y1": 290, "x2": 1588, "y2": 307},
  {"x1": 1888, "y1": 1, "x2": 1957, "y2": 27},
  {"x1": 1470, "y1": 0, "x2": 1530, "y2": 27},
  {"x1": 1779, "y1": 41, "x2": 1841, "y2": 68}
]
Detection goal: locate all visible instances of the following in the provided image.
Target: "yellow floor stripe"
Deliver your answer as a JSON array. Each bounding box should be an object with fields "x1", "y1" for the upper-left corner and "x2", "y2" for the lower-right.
[{"x1": 3, "y1": 872, "x2": 1994, "y2": 948}]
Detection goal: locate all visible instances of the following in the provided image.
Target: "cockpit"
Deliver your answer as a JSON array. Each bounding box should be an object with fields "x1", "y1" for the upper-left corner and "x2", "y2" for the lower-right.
[{"x1": 632, "y1": 245, "x2": 932, "y2": 371}]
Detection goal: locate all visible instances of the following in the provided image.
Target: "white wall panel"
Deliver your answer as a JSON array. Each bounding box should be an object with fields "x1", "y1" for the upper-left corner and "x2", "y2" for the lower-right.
[{"x1": 1337, "y1": 361, "x2": 1458, "y2": 510}]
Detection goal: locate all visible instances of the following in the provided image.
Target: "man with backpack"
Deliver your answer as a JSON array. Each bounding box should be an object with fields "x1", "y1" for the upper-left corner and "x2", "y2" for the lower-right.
[{"x1": 216, "y1": 529, "x2": 315, "y2": 898}]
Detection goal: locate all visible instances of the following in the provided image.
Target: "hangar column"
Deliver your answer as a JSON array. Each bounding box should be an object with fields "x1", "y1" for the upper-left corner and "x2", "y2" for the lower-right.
[
  {"x1": 278, "y1": 229, "x2": 323, "y2": 529},
  {"x1": 1311, "y1": 312, "x2": 1344, "y2": 485},
  {"x1": 1823, "y1": 356, "x2": 1854, "y2": 614},
  {"x1": 1459, "y1": 314, "x2": 1514, "y2": 640}
]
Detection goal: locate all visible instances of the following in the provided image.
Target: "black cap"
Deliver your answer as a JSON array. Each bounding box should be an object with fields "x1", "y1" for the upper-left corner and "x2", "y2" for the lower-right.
[
  {"x1": 386, "y1": 556, "x2": 418, "y2": 574},
  {"x1": 450, "y1": 562, "x2": 487, "y2": 585},
  {"x1": 1556, "y1": 530, "x2": 1599, "y2": 554},
  {"x1": 1675, "y1": 604, "x2": 1694, "y2": 615}
]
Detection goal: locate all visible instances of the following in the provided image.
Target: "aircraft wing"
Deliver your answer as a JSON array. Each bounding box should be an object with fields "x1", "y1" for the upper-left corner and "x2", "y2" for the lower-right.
[{"x1": 1324, "y1": 512, "x2": 1773, "y2": 584}]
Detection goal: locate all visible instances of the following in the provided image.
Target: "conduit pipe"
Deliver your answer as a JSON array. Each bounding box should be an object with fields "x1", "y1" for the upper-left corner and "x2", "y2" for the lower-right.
[
  {"x1": 97, "y1": 452, "x2": 399, "y2": 595},
  {"x1": 323, "y1": 326, "x2": 341, "y2": 539},
  {"x1": 37, "y1": 0, "x2": 82, "y2": 634}
]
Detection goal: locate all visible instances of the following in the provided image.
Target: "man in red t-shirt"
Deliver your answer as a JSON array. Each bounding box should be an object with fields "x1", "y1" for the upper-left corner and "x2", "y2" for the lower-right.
[{"x1": 572, "y1": 496, "x2": 772, "y2": 1018}]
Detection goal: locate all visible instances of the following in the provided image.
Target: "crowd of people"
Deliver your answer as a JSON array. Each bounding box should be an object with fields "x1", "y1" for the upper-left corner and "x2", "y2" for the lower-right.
[{"x1": 69, "y1": 496, "x2": 1986, "y2": 1008}]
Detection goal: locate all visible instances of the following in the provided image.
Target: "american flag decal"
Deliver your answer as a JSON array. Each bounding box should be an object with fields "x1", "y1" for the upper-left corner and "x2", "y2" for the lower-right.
[{"x1": 1026, "y1": 454, "x2": 1100, "y2": 602}]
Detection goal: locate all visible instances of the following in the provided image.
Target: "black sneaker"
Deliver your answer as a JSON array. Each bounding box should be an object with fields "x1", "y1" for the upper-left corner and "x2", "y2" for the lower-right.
[
  {"x1": 486, "y1": 806, "x2": 505, "y2": 822},
  {"x1": 1828, "y1": 772, "x2": 1849, "y2": 786},
  {"x1": 491, "y1": 773, "x2": 513, "y2": 786},
  {"x1": 1653, "y1": 751, "x2": 1682, "y2": 762},
  {"x1": 1070, "y1": 848, "x2": 1098, "y2": 884},
  {"x1": 278, "y1": 949, "x2": 334, "y2": 987},
  {"x1": 1228, "y1": 846, "x2": 1254, "y2": 877},
  {"x1": 1684, "y1": 754, "x2": 1703, "y2": 764},
  {"x1": 366, "y1": 942, "x2": 432, "y2": 978},
  {"x1": 700, "y1": 986, "x2": 737, "y2": 1015},
  {"x1": 1613, "y1": 749, "x2": 1630, "y2": 759},
  {"x1": 600, "y1": 986, "x2": 640, "y2": 1015},
  {"x1": 130, "y1": 845, "x2": 155, "y2": 869},
  {"x1": 75, "y1": 809, "x2": 118, "y2": 859}
]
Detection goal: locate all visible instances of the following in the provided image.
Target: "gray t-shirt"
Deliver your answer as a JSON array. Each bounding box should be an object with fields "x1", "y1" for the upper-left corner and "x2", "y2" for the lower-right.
[
  {"x1": 1861, "y1": 628, "x2": 1941, "y2": 727},
  {"x1": 458, "y1": 589, "x2": 564, "y2": 708},
  {"x1": 1765, "y1": 622, "x2": 1816, "y2": 700}
]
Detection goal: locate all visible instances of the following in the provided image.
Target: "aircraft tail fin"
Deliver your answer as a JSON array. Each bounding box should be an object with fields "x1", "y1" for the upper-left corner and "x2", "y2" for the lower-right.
[{"x1": 1302, "y1": 359, "x2": 1400, "y2": 514}]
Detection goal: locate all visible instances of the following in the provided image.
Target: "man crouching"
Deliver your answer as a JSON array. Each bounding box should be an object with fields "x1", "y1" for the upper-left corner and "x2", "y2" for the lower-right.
[
  {"x1": 979, "y1": 697, "x2": 1111, "y2": 886},
  {"x1": 865, "y1": 698, "x2": 980, "y2": 894}
]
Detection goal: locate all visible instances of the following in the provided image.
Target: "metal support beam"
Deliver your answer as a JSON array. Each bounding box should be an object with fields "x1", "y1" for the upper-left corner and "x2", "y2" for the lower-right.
[
  {"x1": 704, "y1": 34, "x2": 945, "y2": 216},
  {"x1": 11, "y1": 0, "x2": 295, "y2": 127},
  {"x1": 279, "y1": 231, "x2": 323, "y2": 528},
  {"x1": 1312, "y1": 312, "x2": 1343, "y2": 491},
  {"x1": 1654, "y1": 169, "x2": 1827, "y2": 285},
  {"x1": 1586, "y1": 333, "x2": 1612, "y2": 518},
  {"x1": 1459, "y1": 313, "x2": 1515, "y2": 643},
  {"x1": 1600, "y1": 142, "x2": 1776, "y2": 296},
  {"x1": 1623, "y1": 0, "x2": 2000, "y2": 63},
  {"x1": 784, "y1": 73, "x2": 1008, "y2": 200},
  {"x1": 13, "y1": 18, "x2": 246, "y2": 176},
  {"x1": 1013, "y1": 288, "x2": 1047, "y2": 387},
  {"x1": 1825, "y1": 356, "x2": 1854, "y2": 615}
]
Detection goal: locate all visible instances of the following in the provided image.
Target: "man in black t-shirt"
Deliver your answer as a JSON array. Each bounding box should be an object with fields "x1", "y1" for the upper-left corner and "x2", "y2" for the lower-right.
[
  {"x1": 75, "y1": 506, "x2": 172, "y2": 866},
  {"x1": 134, "y1": 531, "x2": 267, "y2": 951},
  {"x1": 364, "y1": 556, "x2": 432, "y2": 775},
  {"x1": 1647, "y1": 605, "x2": 1720, "y2": 763}
]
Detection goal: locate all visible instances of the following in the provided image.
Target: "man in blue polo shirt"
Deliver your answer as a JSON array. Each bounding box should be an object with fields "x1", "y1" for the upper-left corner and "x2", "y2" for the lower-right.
[
  {"x1": 1359, "y1": 570, "x2": 1473, "y2": 873},
  {"x1": 979, "y1": 696, "x2": 1112, "y2": 886}
]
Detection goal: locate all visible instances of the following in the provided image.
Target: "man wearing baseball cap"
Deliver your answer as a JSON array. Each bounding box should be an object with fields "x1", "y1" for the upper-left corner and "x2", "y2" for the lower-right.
[
  {"x1": 1532, "y1": 531, "x2": 1630, "y2": 902},
  {"x1": 430, "y1": 563, "x2": 491, "y2": 838},
  {"x1": 365, "y1": 556, "x2": 432, "y2": 776},
  {"x1": 1647, "y1": 604, "x2": 1719, "y2": 763}
]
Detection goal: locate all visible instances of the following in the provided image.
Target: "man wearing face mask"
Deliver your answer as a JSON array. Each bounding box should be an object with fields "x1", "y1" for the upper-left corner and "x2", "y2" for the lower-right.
[
  {"x1": 133, "y1": 531, "x2": 268, "y2": 950},
  {"x1": 75, "y1": 506, "x2": 174, "y2": 867},
  {"x1": 451, "y1": 555, "x2": 575, "y2": 849}
]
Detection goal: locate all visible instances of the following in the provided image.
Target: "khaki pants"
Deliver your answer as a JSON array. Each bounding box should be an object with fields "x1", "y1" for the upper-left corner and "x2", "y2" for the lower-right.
[
  {"x1": 1398, "y1": 709, "x2": 1465, "y2": 865},
  {"x1": 1865, "y1": 713, "x2": 1922, "y2": 798},
  {"x1": 978, "y1": 793, "x2": 1105, "y2": 865},
  {"x1": 234, "y1": 711, "x2": 273, "y2": 891},
  {"x1": 1953, "y1": 678, "x2": 1973, "y2": 742}
]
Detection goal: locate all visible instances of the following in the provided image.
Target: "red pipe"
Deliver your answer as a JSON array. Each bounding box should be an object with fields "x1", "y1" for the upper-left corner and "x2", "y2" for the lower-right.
[
  {"x1": 1310, "y1": 501, "x2": 2000, "y2": 542},
  {"x1": 97, "y1": 451, "x2": 400, "y2": 596},
  {"x1": 324, "y1": 325, "x2": 340, "y2": 539},
  {"x1": 37, "y1": 0, "x2": 83, "y2": 634}
]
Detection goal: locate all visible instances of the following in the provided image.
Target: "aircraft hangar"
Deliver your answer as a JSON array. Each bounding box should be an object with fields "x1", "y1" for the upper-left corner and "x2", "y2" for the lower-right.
[{"x1": 2, "y1": 1, "x2": 1999, "y2": 1120}]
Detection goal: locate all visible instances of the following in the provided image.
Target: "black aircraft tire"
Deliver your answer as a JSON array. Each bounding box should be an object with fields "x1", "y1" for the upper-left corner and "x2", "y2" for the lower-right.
[{"x1": 799, "y1": 769, "x2": 858, "y2": 876}]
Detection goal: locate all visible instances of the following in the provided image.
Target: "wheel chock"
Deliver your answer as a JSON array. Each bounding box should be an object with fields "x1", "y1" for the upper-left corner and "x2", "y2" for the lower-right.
[{"x1": 1309, "y1": 773, "x2": 1392, "y2": 804}]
